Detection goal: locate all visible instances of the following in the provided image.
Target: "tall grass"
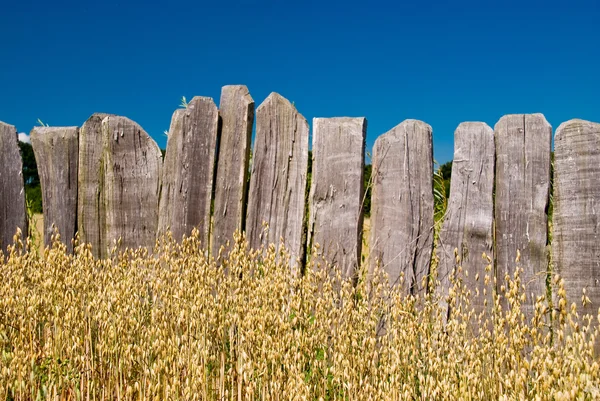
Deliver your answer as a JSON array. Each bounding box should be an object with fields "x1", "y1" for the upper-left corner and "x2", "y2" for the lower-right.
[{"x1": 1, "y1": 230, "x2": 599, "y2": 400}]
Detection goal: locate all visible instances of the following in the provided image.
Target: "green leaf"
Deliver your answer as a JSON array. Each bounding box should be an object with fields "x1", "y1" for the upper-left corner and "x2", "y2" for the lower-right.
[{"x1": 316, "y1": 348, "x2": 325, "y2": 361}]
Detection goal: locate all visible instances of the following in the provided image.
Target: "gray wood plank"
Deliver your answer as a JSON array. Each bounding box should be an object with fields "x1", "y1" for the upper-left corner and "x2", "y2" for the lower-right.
[
  {"x1": 30, "y1": 127, "x2": 79, "y2": 252},
  {"x1": 437, "y1": 122, "x2": 494, "y2": 322},
  {"x1": 494, "y1": 114, "x2": 551, "y2": 321},
  {"x1": 101, "y1": 116, "x2": 162, "y2": 253},
  {"x1": 553, "y1": 119, "x2": 600, "y2": 323},
  {"x1": 369, "y1": 120, "x2": 434, "y2": 295},
  {"x1": 158, "y1": 97, "x2": 219, "y2": 246},
  {"x1": 212, "y1": 85, "x2": 254, "y2": 257},
  {"x1": 308, "y1": 117, "x2": 366, "y2": 280},
  {"x1": 246, "y1": 92, "x2": 309, "y2": 271},
  {"x1": 0, "y1": 121, "x2": 27, "y2": 254},
  {"x1": 78, "y1": 113, "x2": 111, "y2": 258}
]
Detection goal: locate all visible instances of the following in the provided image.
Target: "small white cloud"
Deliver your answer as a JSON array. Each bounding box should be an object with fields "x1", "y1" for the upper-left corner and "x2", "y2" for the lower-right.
[{"x1": 18, "y1": 133, "x2": 30, "y2": 144}]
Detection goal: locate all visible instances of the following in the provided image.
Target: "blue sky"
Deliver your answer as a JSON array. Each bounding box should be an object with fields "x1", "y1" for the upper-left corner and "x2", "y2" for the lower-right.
[{"x1": 1, "y1": 0, "x2": 598, "y2": 163}]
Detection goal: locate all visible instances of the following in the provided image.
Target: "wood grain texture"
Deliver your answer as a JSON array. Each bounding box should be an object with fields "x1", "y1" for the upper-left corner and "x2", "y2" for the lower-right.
[
  {"x1": 0, "y1": 121, "x2": 27, "y2": 254},
  {"x1": 212, "y1": 85, "x2": 254, "y2": 257},
  {"x1": 308, "y1": 117, "x2": 366, "y2": 280},
  {"x1": 31, "y1": 127, "x2": 79, "y2": 252},
  {"x1": 101, "y1": 116, "x2": 162, "y2": 253},
  {"x1": 494, "y1": 114, "x2": 551, "y2": 320},
  {"x1": 553, "y1": 119, "x2": 600, "y2": 323},
  {"x1": 437, "y1": 122, "x2": 494, "y2": 321},
  {"x1": 158, "y1": 97, "x2": 219, "y2": 246},
  {"x1": 78, "y1": 113, "x2": 111, "y2": 257},
  {"x1": 246, "y1": 92, "x2": 309, "y2": 271},
  {"x1": 369, "y1": 120, "x2": 434, "y2": 295}
]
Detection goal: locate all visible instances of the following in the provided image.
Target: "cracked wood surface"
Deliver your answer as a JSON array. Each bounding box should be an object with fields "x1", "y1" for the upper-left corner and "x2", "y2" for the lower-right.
[
  {"x1": 437, "y1": 122, "x2": 494, "y2": 322},
  {"x1": 31, "y1": 126, "x2": 79, "y2": 252},
  {"x1": 494, "y1": 114, "x2": 551, "y2": 321},
  {"x1": 212, "y1": 85, "x2": 254, "y2": 257},
  {"x1": 308, "y1": 117, "x2": 366, "y2": 280},
  {"x1": 0, "y1": 121, "x2": 27, "y2": 254},
  {"x1": 369, "y1": 120, "x2": 434, "y2": 295},
  {"x1": 158, "y1": 97, "x2": 219, "y2": 246},
  {"x1": 246, "y1": 92, "x2": 309, "y2": 271},
  {"x1": 102, "y1": 116, "x2": 162, "y2": 254},
  {"x1": 553, "y1": 119, "x2": 600, "y2": 325},
  {"x1": 78, "y1": 113, "x2": 111, "y2": 258}
]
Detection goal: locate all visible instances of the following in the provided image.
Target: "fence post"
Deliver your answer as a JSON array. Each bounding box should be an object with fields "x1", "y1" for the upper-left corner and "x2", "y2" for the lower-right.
[
  {"x1": 246, "y1": 93, "x2": 309, "y2": 272},
  {"x1": 369, "y1": 119, "x2": 434, "y2": 295},
  {"x1": 437, "y1": 122, "x2": 494, "y2": 323},
  {"x1": 101, "y1": 116, "x2": 162, "y2": 254},
  {"x1": 212, "y1": 85, "x2": 254, "y2": 257},
  {"x1": 553, "y1": 119, "x2": 600, "y2": 330},
  {"x1": 0, "y1": 121, "x2": 27, "y2": 254},
  {"x1": 30, "y1": 127, "x2": 79, "y2": 252},
  {"x1": 78, "y1": 113, "x2": 111, "y2": 257},
  {"x1": 158, "y1": 97, "x2": 219, "y2": 246},
  {"x1": 308, "y1": 117, "x2": 366, "y2": 280},
  {"x1": 494, "y1": 114, "x2": 551, "y2": 320}
]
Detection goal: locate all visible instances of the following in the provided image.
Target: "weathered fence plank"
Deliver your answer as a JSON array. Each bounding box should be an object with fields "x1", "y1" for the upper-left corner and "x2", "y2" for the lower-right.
[
  {"x1": 246, "y1": 93, "x2": 309, "y2": 270},
  {"x1": 212, "y1": 85, "x2": 254, "y2": 257},
  {"x1": 31, "y1": 127, "x2": 79, "y2": 252},
  {"x1": 553, "y1": 119, "x2": 600, "y2": 322},
  {"x1": 437, "y1": 122, "x2": 494, "y2": 321},
  {"x1": 494, "y1": 114, "x2": 551, "y2": 320},
  {"x1": 158, "y1": 97, "x2": 219, "y2": 245},
  {"x1": 78, "y1": 113, "x2": 111, "y2": 257},
  {"x1": 308, "y1": 117, "x2": 366, "y2": 279},
  {"x1": 369, "y1": 120, "x2": 434, "y2": 295},
  {"x1": 0, "y1": 121, "x2": 27, "y2": 254},
  {"x1": 102, "y1": 116, "x2": 162, "y2": 253}
]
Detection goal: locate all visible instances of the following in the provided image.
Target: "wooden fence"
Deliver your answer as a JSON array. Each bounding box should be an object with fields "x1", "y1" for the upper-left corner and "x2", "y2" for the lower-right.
[{"x1": 2, "y1": 85, "x2": 600, "y2": 328}]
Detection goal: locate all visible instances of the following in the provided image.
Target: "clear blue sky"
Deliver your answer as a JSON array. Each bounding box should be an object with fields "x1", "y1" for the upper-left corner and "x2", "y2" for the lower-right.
[{"x1": 1, "y1": 0, "x2": 598, "y2": 163}]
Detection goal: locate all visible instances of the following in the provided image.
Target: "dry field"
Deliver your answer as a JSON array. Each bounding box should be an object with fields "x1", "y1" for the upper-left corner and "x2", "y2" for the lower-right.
[{"x1": 1, "y1": 230, "x2": 599, "y2": 400}]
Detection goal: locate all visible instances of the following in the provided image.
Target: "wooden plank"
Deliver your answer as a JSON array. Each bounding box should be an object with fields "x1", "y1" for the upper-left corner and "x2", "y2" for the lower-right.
[
  {"x1": 212, "y1": 85, "x2": 254, "y2": 257},
  {"x1": 369, "y1": 120, "x2": 434, "y2": 295},
  {"x1": 437, "y1": 122, "x2": 494, "y2": 321},
  {"x1": 101, "y1": 116, "x2": 162, "y2": 253},
  {"x1": 494, "y1": 114, "x2": 551, "y2": 320},
  {"x1": 0, "y1": 121, "x2": 27, "y2": 254},
  {"x1": 30, "y1": 127, "x2": 79, "y2": 252},
  {"x1": 78, "y1": 113, "x2": 111, "y2": 258},
  {"x1": 308, "y1": 117, "x2": 366, "y2": 280},
  {"x1": 158, "y1": 97, "x2": 219, "y2": 246},
  {"x1": 246, "y1": 92, "x2": 309, "y2": 271},
  {"x1": 553, "y1": 119, "x2": 600, "y2": 323}
]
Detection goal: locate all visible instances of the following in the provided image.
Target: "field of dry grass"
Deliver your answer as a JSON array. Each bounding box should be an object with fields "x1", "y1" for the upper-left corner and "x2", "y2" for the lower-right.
[{"x1": 1, "y1": 230, "x2": 599, "y2": 400}]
